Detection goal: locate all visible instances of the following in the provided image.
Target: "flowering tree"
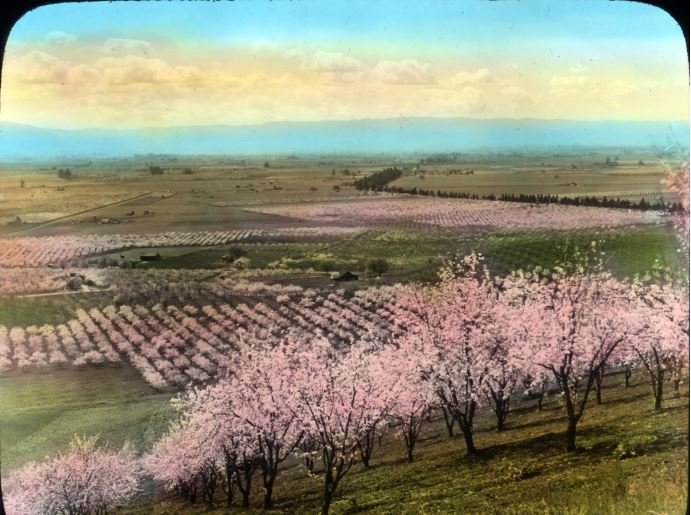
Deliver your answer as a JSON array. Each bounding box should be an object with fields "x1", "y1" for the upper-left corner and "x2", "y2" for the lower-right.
[
  {"x1": 220, "y1": 341, "x2": 305, "y2": 509},
  {"x1": 377, "y1": 342, "x2": 435, "y2": 462},
  {"x1": 394, "y1": 254, "x2": 497, "y2": 455},
  {"x1": 292, "y1": 341, "x2": 395, "y2": 515},
  {"x1": 665, "y1": 165, "x2": 689, "y2": 251},
  {"x1": 628, "y1": 280, "x2": 689, "y2": 410},
  {"x1": 517, "y1": 272, "x2": 640, "y2": 451},
  {"x1": 148, "y1": 385, "x2": 259, "y2": 509},
  {"x1": 6, "y1": 436, "x2": 140, "y2": 515},
  {"x1": 480, "y1": 306, "x2": 529, "y2": 431}
]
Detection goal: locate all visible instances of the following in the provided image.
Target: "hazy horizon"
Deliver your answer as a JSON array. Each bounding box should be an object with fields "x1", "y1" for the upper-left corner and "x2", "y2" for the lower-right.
[{"x1": 1, "y1": 118, "x2": 687, "y2": 159}]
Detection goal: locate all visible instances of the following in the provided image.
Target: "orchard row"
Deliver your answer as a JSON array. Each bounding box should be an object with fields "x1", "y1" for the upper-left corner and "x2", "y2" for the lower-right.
[
  {"x1": 0, "y1": 227, "x2": 365, "y2": 267},
  {"x1": 5, "y1": 255, "x2": 688, "y2": 515}
]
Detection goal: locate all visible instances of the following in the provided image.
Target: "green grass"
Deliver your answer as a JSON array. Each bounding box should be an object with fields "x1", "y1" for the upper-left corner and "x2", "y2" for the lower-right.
[
  {"x1": 0, "y1": 292, "x2": 117, "y2": 327},
  {"x1": 67, "y1": 225, "x2": 684, "y2": 287},
  {"x1": 469, "y1": 226, "x2": 685, "y2": 282},
  {"x1": 0, "y1": 366, "x2": 173, "y2": 471},
  {"x1": 129, "y1": 372, "x2": 688, "y2": 514},
  {"x1": 311, "y1": 225, "x2": 685, "y2": 284}
]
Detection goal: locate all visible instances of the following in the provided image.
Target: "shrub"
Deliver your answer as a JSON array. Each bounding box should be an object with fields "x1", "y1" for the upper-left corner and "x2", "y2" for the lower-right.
[
  {"x1": 613, "y1": 435, "x2": 657, "y2": 459},
  {"x1": 366, "y1": 258, "x2": 390, "y2": 275}
]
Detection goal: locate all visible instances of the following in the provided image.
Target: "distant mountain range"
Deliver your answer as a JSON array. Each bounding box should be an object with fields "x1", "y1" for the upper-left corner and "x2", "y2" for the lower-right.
[{"x1": 0, "y1": 118, "x2": 688, "y2": 159}]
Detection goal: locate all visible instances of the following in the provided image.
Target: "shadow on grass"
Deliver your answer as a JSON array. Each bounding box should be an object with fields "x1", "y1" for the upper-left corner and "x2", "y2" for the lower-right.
[
  {"x1": 600, "y1": 390, "x2": 650, "y2": 406},
  {"x1": 502, "y1": 412, "x2": 567, "y2": 433}
]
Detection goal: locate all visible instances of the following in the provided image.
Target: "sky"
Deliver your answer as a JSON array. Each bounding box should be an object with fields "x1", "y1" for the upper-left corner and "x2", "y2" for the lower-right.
[{"x1": 1, "y1": 0, "x2": 688, "y2": 129}]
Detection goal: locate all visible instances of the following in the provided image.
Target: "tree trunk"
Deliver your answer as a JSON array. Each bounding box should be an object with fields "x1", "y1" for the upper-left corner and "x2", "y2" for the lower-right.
[
  {"x1": 624, "y1": 366, "x2": 631, "y2": 388},
  {"x1": 357, "y1": 429, "x2": 375, "y2": 469},
  {"x1": 441, "y1": 406, "x2": 454, "y2": 437},
  {"x1": 455, "y1": 400, "x2": 477, "y2": 455},
  {"x1": 461, "y1": 425, "x2": 476, "y2": 454},
  {"x1": 226, "y1": 478, "x2": 236, "y2": 508},
  {"x1": 566, "y1": 417, "x2": 577, "y2": 452},
  {"x1": 491, "y1": 393, "x2": 510, "y2": 431},
  {"x1": 305, "y1": 456, "x2": 314, "y2": 473},
  {"x1": 655, "y1": 369, "x2": 664, "y2": 410},
  {"x1": 264, "y1": 479, "x2": 274, "y2": 509},
  {"x1": 262, "y1": 457, "x2": 279, "y2": 509},
  {"x1": 321, "y1": 487, "x2": 333, "y2": 515},
  {"x1": 594, "y1": 368, "x2": 603, "y2": 405},
  {"x1": 241, "y1": 484, "x2": 251, "y2": 509},
  {"x1": 234, "y1": 464, "x2": 255, "y2": 509},
  {"x1": 322, "y1": 460, "x2": 335, "y2": 515},
  {"x1": 671, "y1": 363, "x2": 681, "y2": 398}
]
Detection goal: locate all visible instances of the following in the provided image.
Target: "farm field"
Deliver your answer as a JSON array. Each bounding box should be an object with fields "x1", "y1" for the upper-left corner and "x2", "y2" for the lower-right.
[
  {"x1": 1, "y1": 153, "x2": 682, "y2": 237},
  {"x1": 0, "y1": 154, "x2": 686, "y2": 514},
  {"x1": 391, "y1": 167, "x2": 672, "y2": 201}
]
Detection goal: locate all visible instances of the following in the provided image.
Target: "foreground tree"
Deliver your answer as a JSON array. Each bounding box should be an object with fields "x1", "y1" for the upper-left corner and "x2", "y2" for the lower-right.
[
  {"x1": 6, "y1": 436, "x2": 140, "y2": 515},
  {"x1": 394, "y1": 254, "x2": 501, "y2": 454},
  {"x1": 516, "y1": 272, "x2": 640, "y2": 451},
  {"x1": 378, "y1": 342, "x2": 436, "y2": 462},
  {"x1": 145, "y1": 416, "x2": 221, "y2": 507},
  {"x1": 628, "y1": 280, "x2": 689, "y2": 410},
  {"x1": 222, "y1": 342, "x2": 304, "y2": 508},
  {"x1": 293, "y1": 342, "x2": 395, "y2": 515}
]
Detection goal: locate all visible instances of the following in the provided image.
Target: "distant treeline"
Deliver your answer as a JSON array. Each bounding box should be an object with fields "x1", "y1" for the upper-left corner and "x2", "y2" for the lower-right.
[
  {"x1": 57, "y1": 168, "x2": 73, "y2": 179},
  {"x1": 353, "y1": 167, "x2": 403, "y2": 190},
  {"x1": 380, "y1": 185, "x2": 682, "y2": 212}
]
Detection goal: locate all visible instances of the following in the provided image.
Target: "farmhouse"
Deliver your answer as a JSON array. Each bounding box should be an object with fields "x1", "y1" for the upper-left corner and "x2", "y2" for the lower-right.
[
  {"x1": 331, "y1": 271, "x2": 359, "y2": 282},
  {"x1": 140, "y1": 252, "x2": 162, "y2": 262}
]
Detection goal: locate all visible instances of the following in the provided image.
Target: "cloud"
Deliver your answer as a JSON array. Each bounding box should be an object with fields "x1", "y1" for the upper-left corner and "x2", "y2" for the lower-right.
[
  {"x1": 371, "y1": 60, "x2": 435, "y2": 85},
  {"x1": 102, "y1": 38, "x2": 153, "y2": 54},
  {"x1": 14, "y1": 51, "x2": 69, "y2": 84},
  {"x1": 93, "y1": 55, "x2": 210, "y2": 90},
  {"x1": 449, "y1": 68, "x2": 493, "y2": 86},
  {"x1": 549, "y1": 75, "x2": 589, "y2": 88},
  {"x1": 300, "y1": 51, "x2": 365, "y2": 73},
  {"x1": 500, "y1": 85, "x2": 533, "y2": 106},
  {"x1": 418, "y1": 86, "x2": 489, "y2": 116},
  {"x1": 45, "y1": 31, "x2": 77, "y2": 44}
]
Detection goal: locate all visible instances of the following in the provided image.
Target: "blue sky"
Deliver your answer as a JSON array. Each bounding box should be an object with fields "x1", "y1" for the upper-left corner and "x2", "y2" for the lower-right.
[{"x1": 2, "y1": 1, "x2": 688, "y2": 128}]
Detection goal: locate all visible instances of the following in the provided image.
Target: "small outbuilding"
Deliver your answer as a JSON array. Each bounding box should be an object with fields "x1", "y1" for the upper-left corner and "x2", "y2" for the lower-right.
[
  {"x1": 140, "y1": 252, "x2": 162, "y2": 262},
  {"x1": 331, "y1": 271, "x2": 359, "y2": 282}
]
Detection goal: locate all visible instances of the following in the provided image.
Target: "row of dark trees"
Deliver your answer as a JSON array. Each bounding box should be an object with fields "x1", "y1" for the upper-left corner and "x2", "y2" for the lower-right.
[
  {"x1": 353, "y1": 167, "x2": 403, "y2": 191},
  {"x1": 379, "y1": 185, "x2": 682, "y2": 212},
  {"x1": 57, "y1": 168, "x2": 73, "y2": 180}
]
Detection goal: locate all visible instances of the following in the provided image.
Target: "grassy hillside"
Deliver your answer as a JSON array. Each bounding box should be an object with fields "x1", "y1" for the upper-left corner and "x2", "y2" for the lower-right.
[
  {"x1": 0, "y1": 366, "x2": 173, "y2": 472},
  {"x1": 126, "y1": 370, "x2": 687, "y2": 514}
]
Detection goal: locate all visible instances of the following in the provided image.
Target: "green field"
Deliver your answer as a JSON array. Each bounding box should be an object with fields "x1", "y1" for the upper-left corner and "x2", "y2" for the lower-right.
[
  {"x1": 111, "y1": 225, "x2": 685, "y2": 286},
  {"x1": 0, "y1": 291, "x2": 118, "y2": 327},
  {"x1": 125, "y1": 371, "x2": 688, "y2": 514},
  {"x1": 0, "y1": 366, "x2": 172, "y2": 472},
  {"x1": 390, "y1": 164, "x2": 671, "y2": 202}
]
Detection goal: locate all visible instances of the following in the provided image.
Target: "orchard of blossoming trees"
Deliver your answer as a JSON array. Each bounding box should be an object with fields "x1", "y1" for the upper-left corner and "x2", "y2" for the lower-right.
[
  {"x1": 140, "y1": 257, "x2": 686, "y2": 514},
  {"x1": 0, "y1": 227, "x2": 365, "y2": 267},
  {"x1": 249, "y1": 197, "x2": 663, "y2": 232},
  {"x1": 0, "y1": 285, "x2": 406, "y2": 385},
  {"x1": 5, "y1": 253, "x2": 684, "y2": 514}
]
